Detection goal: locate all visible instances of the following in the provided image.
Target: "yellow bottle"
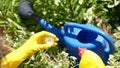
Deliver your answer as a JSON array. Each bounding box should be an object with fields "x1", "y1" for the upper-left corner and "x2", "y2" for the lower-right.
[{"x1": 78, "y1": 48, "x2": 113, "y2": 68}]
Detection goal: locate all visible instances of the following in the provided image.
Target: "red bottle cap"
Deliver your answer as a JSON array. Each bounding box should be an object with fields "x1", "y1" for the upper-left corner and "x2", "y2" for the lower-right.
[{"x1": 78, "y1": 48, "x2": 87, "y2": 57}]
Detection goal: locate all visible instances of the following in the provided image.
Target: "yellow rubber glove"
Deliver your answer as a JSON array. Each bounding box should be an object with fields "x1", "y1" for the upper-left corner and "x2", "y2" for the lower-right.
[{"x1": 1, "y1": 31, "x2": 58, "y2": 68}]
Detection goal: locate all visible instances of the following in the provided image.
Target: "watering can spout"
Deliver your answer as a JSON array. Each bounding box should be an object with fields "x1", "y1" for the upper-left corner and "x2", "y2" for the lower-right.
[
  {"x1": 38, "y1": 19, "x2": 65, "y2": 46},
  {"x1": 18, "y1": 1, "x2": 65, "y2": 47}
]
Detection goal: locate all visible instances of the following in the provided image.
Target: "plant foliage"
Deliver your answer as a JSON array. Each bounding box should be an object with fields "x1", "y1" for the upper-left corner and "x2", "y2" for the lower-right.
[{"x1": 0, "y1": 0, "x2": 120, "y2": 68}]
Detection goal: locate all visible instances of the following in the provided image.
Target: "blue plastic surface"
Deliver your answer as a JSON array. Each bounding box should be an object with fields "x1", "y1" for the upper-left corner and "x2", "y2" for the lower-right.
[
  {"x1": 63, "y1": 22, "x2": 114, "y2": 64},
  {"x1": 38, "y1": 19, "x2": 114, "y2": 64}
]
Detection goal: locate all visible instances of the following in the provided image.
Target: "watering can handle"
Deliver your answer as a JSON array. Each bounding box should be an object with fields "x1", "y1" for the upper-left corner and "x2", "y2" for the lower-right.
[{"x1": 64, "y1": 22, "x2": 114, "y2": 54}]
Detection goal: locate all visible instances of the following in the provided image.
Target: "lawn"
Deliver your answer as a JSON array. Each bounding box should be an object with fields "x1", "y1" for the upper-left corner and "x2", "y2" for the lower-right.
[{"x1": 0, "y1": 0, "x2": 120, "y2": 68}]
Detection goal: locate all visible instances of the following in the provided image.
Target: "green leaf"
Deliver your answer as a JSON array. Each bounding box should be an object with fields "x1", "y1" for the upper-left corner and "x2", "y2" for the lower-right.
[
  {"x1": 113, "y1": 32, "x2": 120, "y2": 39},
  {"x1": 0, "y1": 21, "x2": 7, "y2": 26},
  {"x1": 115, "y1": 40, "x2": 120, "y2": 47},
  {"x1": 117, "y1": 26, "x2": 120, "y2": 31}
]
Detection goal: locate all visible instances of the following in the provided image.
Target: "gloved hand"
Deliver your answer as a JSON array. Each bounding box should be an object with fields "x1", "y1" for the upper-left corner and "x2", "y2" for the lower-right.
[{"x1": 1, "y1": 31, "x2": 58, "y2": 68}]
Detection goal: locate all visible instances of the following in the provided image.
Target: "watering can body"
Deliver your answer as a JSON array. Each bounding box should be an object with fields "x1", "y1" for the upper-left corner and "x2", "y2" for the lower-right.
[
  {"x1": 38, "y1": 19, "x2": 114, "y2": 64},
  {"x1": 63, "y1": 23, "x2": 114, "y2": 64},
  {"x1": 18, "y1": 1, "x2": 114, "y2": 65}
]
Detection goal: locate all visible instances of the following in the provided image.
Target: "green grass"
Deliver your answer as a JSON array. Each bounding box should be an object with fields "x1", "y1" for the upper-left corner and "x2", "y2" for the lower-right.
[
  {"x1": 18, "y1": 47, "x2": 77, "y2": 68},
  {"x1": 0, "y1": 0, "x2": 120, "y2": 68}
]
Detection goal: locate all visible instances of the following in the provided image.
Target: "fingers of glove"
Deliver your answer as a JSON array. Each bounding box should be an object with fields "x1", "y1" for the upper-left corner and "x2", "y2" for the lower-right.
[
  {"x1": 30, "y1": 31, "x2": 58, "y2": 41},
  {"x1": 22, "y1": 31, "x2": 58, "y2": 49},
  {"x1": 35, "y1": 40, "x2": 58, "y2": 50},
  {"x1": 35, "y1": 39, "x2": 58, "y2": 49},
  {"x1": 30, "y1": 31, "x2": 58, "y2": 44},
  {"x1": 53, "y1": 42, "x2": 58, "y2": 46},
  {"x1": 39, "y1": 31, "x2": 58, "y2": 41}
]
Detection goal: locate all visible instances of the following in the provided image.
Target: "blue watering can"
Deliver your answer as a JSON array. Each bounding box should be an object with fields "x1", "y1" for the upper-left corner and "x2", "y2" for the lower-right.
[{"x1": 18, "y1": 1, "x2": 114, "y2": 65}]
